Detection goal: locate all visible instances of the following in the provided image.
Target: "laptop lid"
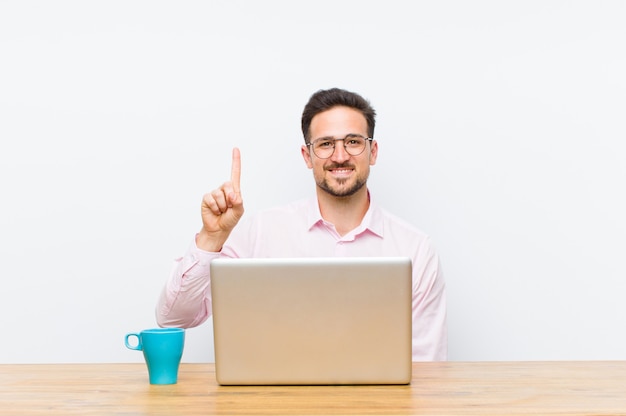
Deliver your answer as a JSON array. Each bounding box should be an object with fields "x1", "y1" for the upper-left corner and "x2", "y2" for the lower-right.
[{"x1": 210, "y1": 257, "x2": 412, "y2": 385}]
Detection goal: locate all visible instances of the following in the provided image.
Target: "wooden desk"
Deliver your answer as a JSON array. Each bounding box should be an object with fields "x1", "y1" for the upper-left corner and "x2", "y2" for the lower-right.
[{"x1": 1, "y1": 361, "x2": 625, "y2": 415}]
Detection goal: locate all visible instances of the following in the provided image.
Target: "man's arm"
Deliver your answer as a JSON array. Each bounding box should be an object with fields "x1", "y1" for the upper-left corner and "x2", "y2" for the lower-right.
[
  {"x1": 155, "y1": 242, "x2": 219, "y2": 328},
  {"x1": 411, "y1": 242, "x2": 447, "y2": 361},
  {"x1": 156, "y1": 148, "x2": 244, "y2": 327}
]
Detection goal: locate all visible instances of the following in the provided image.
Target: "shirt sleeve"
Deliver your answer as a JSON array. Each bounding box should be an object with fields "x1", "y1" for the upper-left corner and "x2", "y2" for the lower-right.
[
  {"x1": 155, "y1": 237, "x2": 221, "y2": 328},
  {"x1": 411, "y1": 239, "x2": 448, "y2": 361}
]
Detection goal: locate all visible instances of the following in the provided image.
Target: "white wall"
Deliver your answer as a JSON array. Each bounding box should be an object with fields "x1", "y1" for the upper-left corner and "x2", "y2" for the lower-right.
[{"x1": 1, "y1": 1, "x2": 624, "y2": 363}]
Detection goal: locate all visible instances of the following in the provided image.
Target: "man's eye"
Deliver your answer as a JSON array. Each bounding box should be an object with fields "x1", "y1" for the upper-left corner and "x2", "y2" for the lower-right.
[{"x1": 316, "y1": 141, "x2": 333, "y2": 148}]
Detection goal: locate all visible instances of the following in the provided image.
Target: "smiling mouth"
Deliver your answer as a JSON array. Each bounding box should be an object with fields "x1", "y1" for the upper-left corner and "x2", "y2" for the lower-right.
[
  {"x1": 326, "y1": 163, "x2": 355, "y2": 176},
  {"x1": 329, "y1": 168, "x2": 354, "y2": 177}
]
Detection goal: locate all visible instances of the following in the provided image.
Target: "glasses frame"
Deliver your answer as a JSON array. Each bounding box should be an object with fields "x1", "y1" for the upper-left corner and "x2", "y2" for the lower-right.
[{"x1": 306, "y1": 135, "x2": 374, "y2": 159}]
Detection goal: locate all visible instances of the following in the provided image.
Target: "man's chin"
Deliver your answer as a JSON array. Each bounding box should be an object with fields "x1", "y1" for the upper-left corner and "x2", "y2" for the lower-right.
[{"x1": 318, "y1": 180, "x2": 365, "y2": 198}]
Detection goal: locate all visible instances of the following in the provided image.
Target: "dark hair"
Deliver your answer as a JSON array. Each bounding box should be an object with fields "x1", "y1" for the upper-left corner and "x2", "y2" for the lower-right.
[{"x1": 301, "y1": 88, "x2": 376, "y2": 143}]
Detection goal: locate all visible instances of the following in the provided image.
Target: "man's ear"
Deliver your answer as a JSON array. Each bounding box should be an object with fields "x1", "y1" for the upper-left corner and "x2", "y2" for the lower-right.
[
  {"x1": 369, "y1": 140, "x2": 379, "y2": 166},
  {"x1": 301, "y1": 145, "x2": 313, "y2": 169}
]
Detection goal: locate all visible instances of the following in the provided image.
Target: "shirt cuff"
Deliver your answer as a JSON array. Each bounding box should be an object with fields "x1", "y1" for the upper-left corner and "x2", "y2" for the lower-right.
[{"x1": 189, "y1": 234, "x2": 221, "y2": 264}]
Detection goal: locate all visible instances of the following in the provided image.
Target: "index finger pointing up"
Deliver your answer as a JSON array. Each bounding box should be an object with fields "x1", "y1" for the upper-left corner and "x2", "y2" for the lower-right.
[{"x1": 231, "y1": 147, "x2": 241, "y2": 193}]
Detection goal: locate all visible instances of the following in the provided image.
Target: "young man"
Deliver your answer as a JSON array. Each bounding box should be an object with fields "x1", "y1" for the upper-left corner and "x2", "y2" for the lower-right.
[{"x1": 156, "y1": 88, "x2": 447, "y2": 361}]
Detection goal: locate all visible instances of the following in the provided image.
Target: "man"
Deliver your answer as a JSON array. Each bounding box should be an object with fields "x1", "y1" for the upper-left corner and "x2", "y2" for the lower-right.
[{"x1": 156, "y1": 88, "x2": 447, "y2": 361}]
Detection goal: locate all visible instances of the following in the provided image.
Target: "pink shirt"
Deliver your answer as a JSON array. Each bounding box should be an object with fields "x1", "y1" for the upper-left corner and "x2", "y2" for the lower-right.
[{"x1": 156, "y1": 195, "x2": 447, "y2": 361}]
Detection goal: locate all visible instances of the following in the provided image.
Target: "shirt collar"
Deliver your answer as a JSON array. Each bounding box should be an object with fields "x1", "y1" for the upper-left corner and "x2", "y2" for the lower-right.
[{"x1": 305, "y1": 191, "x2": 384, "y2": 238}]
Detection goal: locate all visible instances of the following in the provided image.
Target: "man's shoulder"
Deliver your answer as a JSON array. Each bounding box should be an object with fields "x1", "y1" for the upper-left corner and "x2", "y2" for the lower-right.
[
  {"x1": 374, "y1": 205, "x2": 432, "y2": 241},
  {"x1": 242, "y1": 198, "x2": 312, "y2": 226},
  {"x1": 227, "y1": 198, "x2": 312, "y2": 249},
  {"x1": 259, "y1": 198, "x2": 311, "y2": 216}
]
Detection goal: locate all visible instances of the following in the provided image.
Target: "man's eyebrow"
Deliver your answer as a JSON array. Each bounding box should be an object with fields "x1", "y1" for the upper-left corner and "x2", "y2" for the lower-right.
[{"x1": 313, "y1": 133, "x2": 364, "y2": 141}]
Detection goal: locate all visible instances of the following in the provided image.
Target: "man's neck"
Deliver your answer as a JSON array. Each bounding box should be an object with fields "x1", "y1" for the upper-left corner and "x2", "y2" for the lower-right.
[{"x1": 316, "y1": 187, "x2": 370, "y2": 237}]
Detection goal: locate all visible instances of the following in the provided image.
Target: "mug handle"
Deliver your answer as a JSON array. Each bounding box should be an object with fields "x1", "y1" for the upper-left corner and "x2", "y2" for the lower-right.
[{"x1": 124, "y1": 333, "x2": 142, "y2": 350}]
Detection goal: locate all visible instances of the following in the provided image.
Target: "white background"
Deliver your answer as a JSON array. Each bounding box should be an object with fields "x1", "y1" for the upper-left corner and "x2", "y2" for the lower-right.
[{"x1": 1, "y1": 1, "x2": 625, "y2": 364}]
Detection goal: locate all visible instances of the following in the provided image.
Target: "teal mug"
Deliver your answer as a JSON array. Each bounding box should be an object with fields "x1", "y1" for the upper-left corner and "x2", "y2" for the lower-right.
[{"x1": 125, "y1": 328, "x2": 185, "y2": 384}]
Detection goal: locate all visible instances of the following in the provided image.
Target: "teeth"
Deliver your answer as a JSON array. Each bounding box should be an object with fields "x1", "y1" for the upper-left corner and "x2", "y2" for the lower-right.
[{"x1": 331, "y1": 169, "x2": 352, "y2": 177}]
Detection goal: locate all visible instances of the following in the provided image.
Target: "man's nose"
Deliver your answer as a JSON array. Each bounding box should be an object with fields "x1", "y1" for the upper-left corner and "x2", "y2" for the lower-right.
[{"x1": 330, "y1": 139, "x2": 350, "y2": 162}]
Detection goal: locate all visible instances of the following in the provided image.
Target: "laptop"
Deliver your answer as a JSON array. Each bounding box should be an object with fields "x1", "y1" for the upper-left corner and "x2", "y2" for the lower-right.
[{"x1": 210, "y1": 257, "x2": 413, "y2": 385}]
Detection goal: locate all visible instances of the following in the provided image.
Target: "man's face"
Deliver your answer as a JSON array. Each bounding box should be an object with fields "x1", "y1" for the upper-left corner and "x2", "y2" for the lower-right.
[{"x1": 301, "y1": 106, "x2": 378, "y2": 198}]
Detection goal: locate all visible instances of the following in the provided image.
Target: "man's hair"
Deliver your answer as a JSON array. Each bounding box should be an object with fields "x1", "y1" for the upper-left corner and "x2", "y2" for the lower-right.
[{"x1": 301, "y1": 88, "x2": 376, "y2": 143}]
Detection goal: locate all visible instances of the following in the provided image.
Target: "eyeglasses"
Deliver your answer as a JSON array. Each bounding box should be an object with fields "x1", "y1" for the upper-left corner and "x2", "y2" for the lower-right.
[{"x1": 306, "y1": 134, "x2": 373, "y2": 159}]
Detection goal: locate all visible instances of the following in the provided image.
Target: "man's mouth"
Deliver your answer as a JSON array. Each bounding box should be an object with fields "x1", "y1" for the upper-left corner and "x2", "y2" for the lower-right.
[{"x1": 327, "y1": 166, "x2": 354, "y2": 178}]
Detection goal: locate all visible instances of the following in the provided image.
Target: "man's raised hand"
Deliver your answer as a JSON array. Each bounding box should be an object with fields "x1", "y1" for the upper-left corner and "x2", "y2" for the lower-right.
[{"x1": 197, "y1": 148, "x2": 244, "y2": 252}]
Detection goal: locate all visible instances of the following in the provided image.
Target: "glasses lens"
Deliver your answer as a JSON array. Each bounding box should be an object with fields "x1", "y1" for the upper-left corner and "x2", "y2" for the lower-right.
[
  {"x1": 313, "y1": 139, "x2": 335, "y2": 158},
  {"x1": 344, "y1": 137, "x2": 366, "y2": 156}
]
